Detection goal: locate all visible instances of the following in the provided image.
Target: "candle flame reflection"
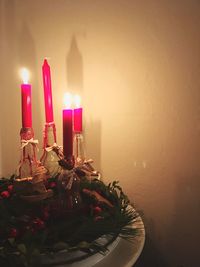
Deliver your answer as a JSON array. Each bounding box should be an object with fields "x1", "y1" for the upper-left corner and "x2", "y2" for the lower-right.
[
  {"x1": 64, "y1": 92, "x2": 72, "y2": 109},
  {"x1": 21, "y1": 68, "x2": 29, "y2": 84}
]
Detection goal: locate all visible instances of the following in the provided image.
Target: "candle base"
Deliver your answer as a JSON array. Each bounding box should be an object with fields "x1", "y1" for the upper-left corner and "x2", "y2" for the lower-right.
[
  {"x1": 17, "y1": 127, "x2": 39, "y2": 178},
  {"x1": 40, "y1": 122, "x2": 62, "y2": 177},
  {"x1": 58, "y1": 168, "x2": 82, "y2": 211}
]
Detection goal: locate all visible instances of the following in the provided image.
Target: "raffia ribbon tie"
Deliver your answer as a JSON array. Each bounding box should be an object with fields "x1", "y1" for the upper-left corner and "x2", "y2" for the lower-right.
[
  {"x1": 65, "y1": 171, "x2": 74, "y2": 190},
  {"x1": 45, "y1": 143, "x2": 62, "y2": 152},
  {"x1": 21, "y1": 138, "x2": 39, "y2": 149},
  {"x1": 76, "y1": 159, "x2": 93, "y2": 168},
  {"x1": 76, "y1": 158, "x2": 101, "y2": 180}
]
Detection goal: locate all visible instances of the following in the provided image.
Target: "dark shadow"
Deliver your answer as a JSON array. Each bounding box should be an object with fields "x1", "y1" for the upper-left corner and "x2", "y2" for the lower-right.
[
  {"x1": 0, "y1": 0, "x2": 19, "y2": 176},
  {"x1": 134, "y1": 215, "x2": 169, "y2": 267},
  {"x1": 66, "y1": 36, "x2": 101, "y2": 172},
  {"x1": 0, "y1": 10, "x2": 42, "y2": 176},
  {"x1": 66, "y1": 35, "x2": 83, "y2": 94},
  {"x1": 164, "y1": 174, "x2": 200, "y2": 267},
  {"x1": 134, "y1": 234, "x2": 169, "y2": 267},
  {"x1": 18, "y1": 21, "x2": 42, "y2": 146}
]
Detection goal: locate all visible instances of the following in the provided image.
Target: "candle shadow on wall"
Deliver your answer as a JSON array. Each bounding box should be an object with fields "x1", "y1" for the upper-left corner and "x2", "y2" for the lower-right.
[
  {"x1": 134, "y1": 216, "x2": 169, "y2": 267},
  {"x1": 66, "y1": 35, "x2": 83, "y2": 94},
  {"x1": 66, "y1": 36, "x2": 102, "y2": 171},
  {"x1": 165, "y1": 173, "x2": 200, "y2": 267},
  {"x1": 0, "y1": 0, "x2": 19, "y2": 176},
  {"x1": 18, "y1": 21, "x2": 42, "y2": 147}
]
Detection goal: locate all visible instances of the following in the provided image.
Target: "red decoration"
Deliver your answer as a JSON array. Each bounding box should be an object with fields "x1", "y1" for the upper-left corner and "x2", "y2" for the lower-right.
[
  {"x1": 49, "y1": 181, "x2": 56, "y2": 188},
  {"x1": 42, "y1": 210, "x2": 50, "y2": 221},
  {"x1": 32, "y1": 218, "x2": 45, "y2": 230},
  {"x1": 93, "y1": 206, "x2": 102, "y2": 215},
  {"x1": 9, "y1": 228, "x2": 18, "y2": 238},
  {"x1": 94, "y1": 216, "x2": 103, "y2": 222},
  {"x1": 42, "y1": 59, "x2": 54, "y2": 123},
  {"x1": 7, "y1": 185, "x2": 13, "y2": 193},
  {"x1": 1, "y1": 191, "x2": 10, "y2": 199}
]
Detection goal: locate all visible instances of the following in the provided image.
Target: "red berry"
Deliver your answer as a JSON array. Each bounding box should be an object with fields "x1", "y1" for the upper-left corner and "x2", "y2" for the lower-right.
[
  {"x1": 93, "y1": 206, "x2": 102, "y2": 215},
  {"x1": 1, "y1": 191, "x2": 10, "y2": 198},
  {"x1": 49, "y1": 182, "x2": 56, "y2": 188},
  {"x1": 94, "y1": 216, "x2": 103, "y2": 222},
  {"x1": 42, "y1": 211, "x2": 50, "y2": 221},
  {"x1": 9, "y1": 228, "x2": 18, "y2": 238},
  {"x1": 33, "y1": 218, "x2": 45, "y2": 230},
  {"x1": 8, "y1": 185, "x2": 13, "y2": 193}
]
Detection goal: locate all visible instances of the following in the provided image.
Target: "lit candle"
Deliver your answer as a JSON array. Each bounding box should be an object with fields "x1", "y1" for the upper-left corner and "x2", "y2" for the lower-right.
[
  {"x1": 63, "y1": 93, "x2": 73, "y2": 159},
  {"x1": 73, "y1": 94, "x2": 82, "y2": 133},
  {"x1": 21, "y1": 68, "x2": 32, "y2": 128},
  {"x1": 42, "y1": 59, "x2": 54, "y2": 123}
]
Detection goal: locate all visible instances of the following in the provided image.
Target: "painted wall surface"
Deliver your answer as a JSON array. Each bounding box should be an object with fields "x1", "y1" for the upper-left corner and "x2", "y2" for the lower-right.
[{"x1": 0, "y1": 1, "x2": 200, "y2": 266}]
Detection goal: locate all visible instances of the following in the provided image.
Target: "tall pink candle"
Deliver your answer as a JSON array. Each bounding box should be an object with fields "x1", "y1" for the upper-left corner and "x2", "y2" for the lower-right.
[
  {"x1": 42, "y1": 59, "x2": 54, "y2": 123},
  {"x1": 63, "y1": 93, "x2": 73, "y2": 159},
  {"x1": 21, "y1": 68, "x2": 32, "y2": 128},
  {"x1": 74, "y1": 95, "x2": 82, "y2": 133}
]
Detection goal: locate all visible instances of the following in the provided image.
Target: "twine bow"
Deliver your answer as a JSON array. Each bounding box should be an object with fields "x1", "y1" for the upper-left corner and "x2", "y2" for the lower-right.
[
  {"x1": 65, "y1": 170, "x2": 74, "y2": 190},
  {"x1": 59, "y1": 169, "x2": 74, "y2": 190},
  {"x1": 45, "y1": 143, "x2": 62, "y2": 153},
  {"x1": 76, "y1": 159, "x2": 101, "y2": 180},
  {"x1": 21, "y1": 138, "x2": 39, "y2": 149}
]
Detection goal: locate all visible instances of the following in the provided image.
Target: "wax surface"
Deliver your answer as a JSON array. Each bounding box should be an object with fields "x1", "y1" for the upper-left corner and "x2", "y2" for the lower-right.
[
  {"x1": 63, "y1": 109, "x2": 73, "y2": 159},
  {"x1": 42, "y1": 59, "x2": 54, "y2": 123},
  {"x1": 21, "y1": 84, "x2": 32, "y2": 128},
  {"x1": 74, "y1": 107, "x2": 82, "y2": 132}
]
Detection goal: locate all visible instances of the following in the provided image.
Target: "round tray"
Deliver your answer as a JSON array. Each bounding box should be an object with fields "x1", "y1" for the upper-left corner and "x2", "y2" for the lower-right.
[
  {"x1": 38, "y1": 234, "x2": 120, "y2": 266},
  {"x1": 38, "y1": 216, "x2": 145, "y2": 267}
]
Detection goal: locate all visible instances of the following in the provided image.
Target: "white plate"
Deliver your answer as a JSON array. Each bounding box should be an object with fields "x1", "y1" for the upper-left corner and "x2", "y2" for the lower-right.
[{"x1": 38, "y1": 208, "x2": 145, "y2": 267}]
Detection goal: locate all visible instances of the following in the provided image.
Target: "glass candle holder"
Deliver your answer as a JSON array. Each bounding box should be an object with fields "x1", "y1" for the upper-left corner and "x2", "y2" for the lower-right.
[
  {"x1": 73, "y1": 132, "x2": 85, "y2": 166},
  {"x1": 40, "y1": 122, "x2": 62, "y2": 177},
  {"x1": 18, "y1": 127, "x2": 39, "y2": 178}
]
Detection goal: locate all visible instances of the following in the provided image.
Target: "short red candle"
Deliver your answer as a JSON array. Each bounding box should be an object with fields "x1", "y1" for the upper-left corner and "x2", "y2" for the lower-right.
[
  {"x1": 74, "y1": 95, "x2": 82, "y2": 133},
  {"x1": 74, "y1": 108, "x2": 82, "y2": 132},
  {"x1": 42, "y1": 59, "x2": 54, "y2": 123},
  {"x1": 63, "y1": 93, "x2": 73, "y2": 159},
  {"x1": 21, "y1": 68, "x2": 32, "y2": 128}
]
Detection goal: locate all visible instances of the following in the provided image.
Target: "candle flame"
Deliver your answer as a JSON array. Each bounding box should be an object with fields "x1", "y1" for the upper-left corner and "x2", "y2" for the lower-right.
[
  {"x1": 21, "y1": 68, "x2": 29, "y2": 84},
  {"x1": 74, "y1": 94, "x2": 81, "y2": 108},
  {"x1": 64, "y1": 92, "x2": 72, "y2": 109}
]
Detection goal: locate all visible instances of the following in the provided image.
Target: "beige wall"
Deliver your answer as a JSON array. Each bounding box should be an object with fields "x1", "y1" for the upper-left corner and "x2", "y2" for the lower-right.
[{"x1": 1, "y1": 0, "x2": 200, "y2": 266}]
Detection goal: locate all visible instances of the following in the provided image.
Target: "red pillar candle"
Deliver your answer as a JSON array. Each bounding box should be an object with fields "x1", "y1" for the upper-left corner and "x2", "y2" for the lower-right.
[
  {"x1": 21, "y1": 68, "x2": 32, "y2": 128},
  {"x1": 63, "y1": 93, "x2": 73, "y2": 159},
  {"x1": 73, "y1": 94, "x2": 82, "y2": 133},
  {"x1": 42, "y1": 59, "x2": 54, "y2": 123}
]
